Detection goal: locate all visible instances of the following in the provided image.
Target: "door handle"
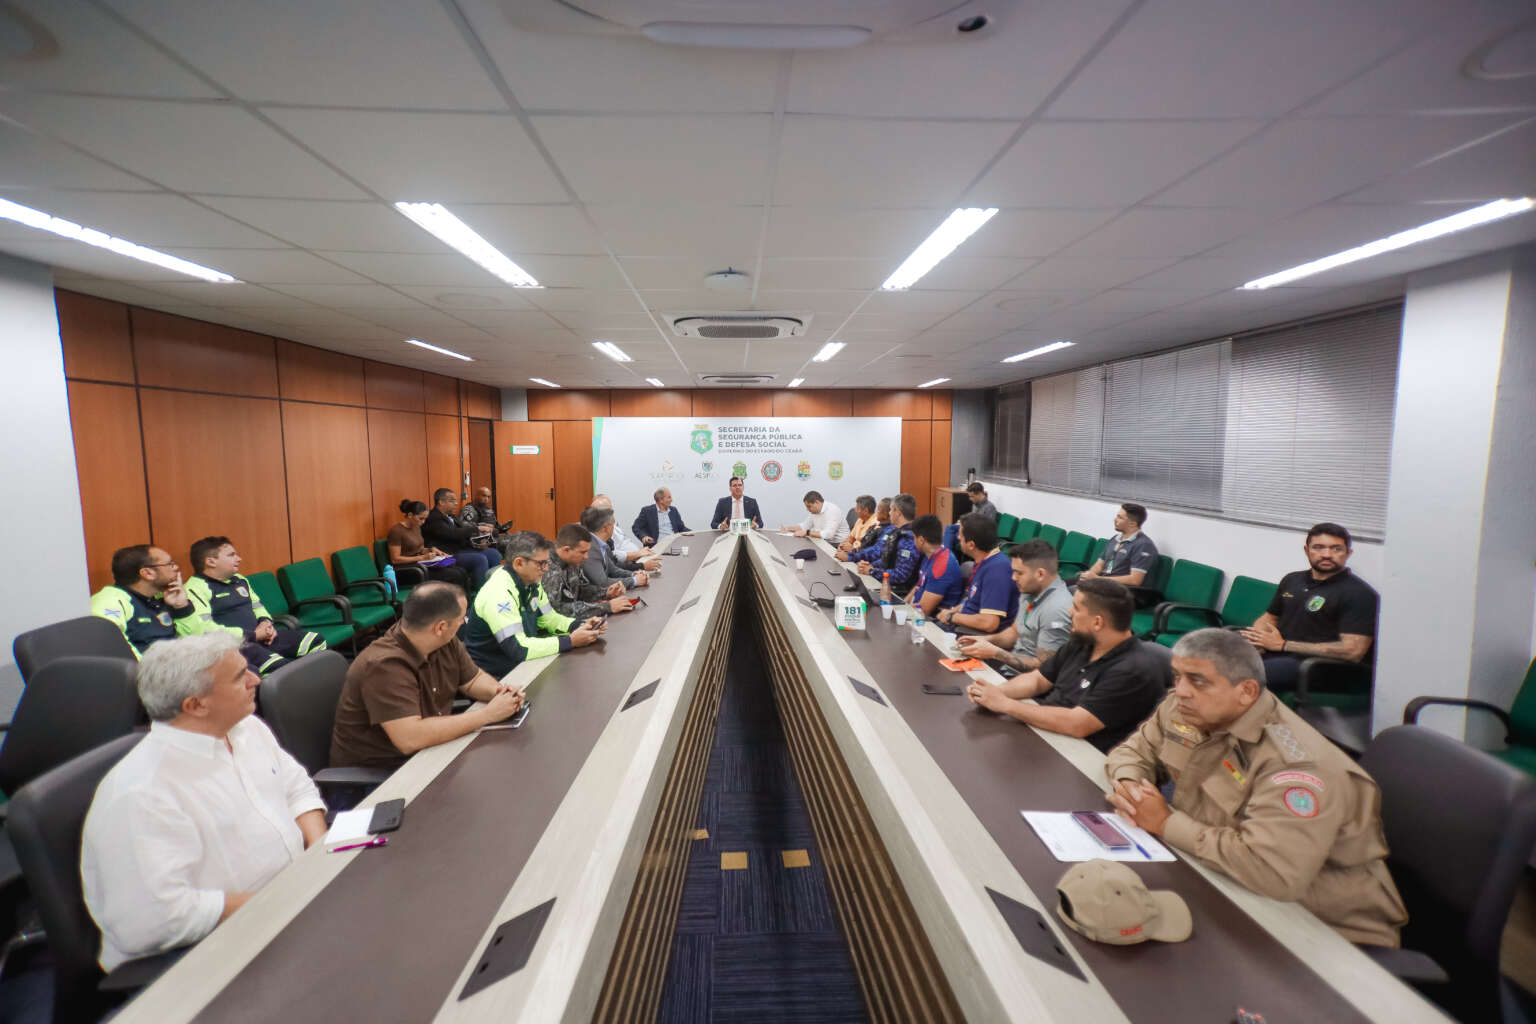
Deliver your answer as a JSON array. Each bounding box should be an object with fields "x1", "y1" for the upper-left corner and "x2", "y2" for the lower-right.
[{"x1": 546, "y1": 488, "x2": 555, "y2": 500}]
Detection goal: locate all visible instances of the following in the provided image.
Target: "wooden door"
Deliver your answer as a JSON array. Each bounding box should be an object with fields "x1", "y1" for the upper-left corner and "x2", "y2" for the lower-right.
[
  {"x1": 494, "y1": 421, "x2": 555, "y2": 537},
  {"x1": 552, "y1": 419, "x2": 594, "y2": 530},
  {"x1": 467, "y1": 419, "x2": 492, "y2": 496}
]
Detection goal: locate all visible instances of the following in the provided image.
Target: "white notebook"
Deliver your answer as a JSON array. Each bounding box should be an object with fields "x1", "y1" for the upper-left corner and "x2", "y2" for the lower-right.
[{"x1": 1021, "y1": 811, "x2": 1176, "y2": 863}]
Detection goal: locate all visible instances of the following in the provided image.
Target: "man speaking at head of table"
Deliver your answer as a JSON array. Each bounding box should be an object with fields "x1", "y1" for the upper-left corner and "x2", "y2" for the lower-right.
[{"x1": 710, "y1": 475, "x2": 763, "y2": 531}]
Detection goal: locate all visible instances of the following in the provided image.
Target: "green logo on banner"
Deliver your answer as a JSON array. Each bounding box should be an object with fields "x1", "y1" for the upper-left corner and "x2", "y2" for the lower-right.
[
  {"x1": 690, "y1": 426, "x2": 713, "y2": 455},
  {"x1": 732, "y1": 461, "x2": 748, "y2": 479},
  {"x1": 827, "y1": 460, "x2": 844, "y2": 480}
]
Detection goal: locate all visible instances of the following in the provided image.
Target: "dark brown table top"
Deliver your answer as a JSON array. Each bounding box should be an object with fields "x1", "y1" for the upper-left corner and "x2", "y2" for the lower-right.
[{"x1": 760, "y1": 531, "x2": 1372, "y2": 1024}]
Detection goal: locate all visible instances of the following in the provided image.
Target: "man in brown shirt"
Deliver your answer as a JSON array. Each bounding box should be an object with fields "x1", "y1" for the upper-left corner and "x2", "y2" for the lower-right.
[
  {"x1": 331, "y1": 582, "x2": 525, "y2": 770},
  {"x1": 1104, "y1": 627, "x2": 1406, "y2": 947}
]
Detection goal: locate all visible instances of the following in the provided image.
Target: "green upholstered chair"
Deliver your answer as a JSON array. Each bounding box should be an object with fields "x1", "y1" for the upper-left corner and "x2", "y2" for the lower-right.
[
  {"x1": 274, "y1": 560, "x2": 374, "y2": 646},
  {"x1": 1061, "y1": 538, "x2": 1110, "y2": 583},
  {"x1": 1014, "y1": 518, "x2": 1041, "y2": 542},
  {"x1": 1154, "y1": 575, "x2": 1278, "y2": 647},
  {"x1": 372, "y1": 538, "x2": 391, "y2": 573},
  {"x1": 1130, "y1": 559, "x2": 1223, "y2": 638},
  {"x1": 1056, "y1": 531, "x2": 1097, "y2": 578},
  {"x1": 243, "y1": 572, "x2": 302, "y2": 633},
  {"x1": 332, "y1": 546, "x2": 406, "y2": 612},
  {"x1": 1036, "y1": 524, "x2": 1066, "y2": 551},
  {"x1": 996, "y1": 512, "x2": 1019, "y2": 541},
  {"x1": 1406, "y1": 658, "x2": 1536, "y2": 779}
]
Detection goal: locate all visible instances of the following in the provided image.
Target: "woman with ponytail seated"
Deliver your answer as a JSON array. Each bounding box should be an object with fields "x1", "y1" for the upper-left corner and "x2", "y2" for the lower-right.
[{"x1": 387, "y1": 500, "x2": 470, "y2": 590}]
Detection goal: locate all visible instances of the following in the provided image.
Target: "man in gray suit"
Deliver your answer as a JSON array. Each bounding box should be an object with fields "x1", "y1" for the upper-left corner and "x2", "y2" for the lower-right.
[{"x1": 579, "y1": 506, "x2": 650, "y2": 593}]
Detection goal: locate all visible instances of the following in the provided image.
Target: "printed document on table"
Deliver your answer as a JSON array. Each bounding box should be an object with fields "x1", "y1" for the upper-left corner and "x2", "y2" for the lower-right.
[
  {"x1": 1021, "y1": 811, "x2": 1176, "y2": 863},
  {"x1": 323, "y1": 808, "x2": 373, "y2": 849}
]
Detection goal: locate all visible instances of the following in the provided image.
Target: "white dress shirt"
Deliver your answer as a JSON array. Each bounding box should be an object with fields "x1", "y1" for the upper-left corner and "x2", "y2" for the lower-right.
[
  {"x1": 81, "y1": 717, "x2": 325, "y2": 971},
  {"x1": 800, "y1": 501, "x2": 849, "y2": 544},
  {"x1": 610, "y1": 521, "x2": 642, "y2": 556}
]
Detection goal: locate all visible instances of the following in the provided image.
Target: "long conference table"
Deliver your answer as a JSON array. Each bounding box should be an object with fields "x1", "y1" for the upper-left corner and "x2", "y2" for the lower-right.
[{"x1": 111, "y1": 530, "x2": 1450, "y2": 1023}]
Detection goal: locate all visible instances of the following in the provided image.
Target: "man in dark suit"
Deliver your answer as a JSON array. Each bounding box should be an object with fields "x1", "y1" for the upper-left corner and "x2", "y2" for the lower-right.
[
  {"x1": 423, "y1": 488, "x2": 500, "y2": 588},
  {"x1": 711, "y1": 476, "x2": 763, "y2": 531},
  {"x1": 633, "y1": 487, "x2": 690, "y2": 546}
]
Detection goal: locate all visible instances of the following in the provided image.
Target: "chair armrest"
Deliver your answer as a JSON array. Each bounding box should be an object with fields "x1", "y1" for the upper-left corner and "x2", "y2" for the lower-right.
[
  {"x1": 1122, "y1": 585, "x2": 1164, "y2": 610},
  {"x1": 341, "y1": 579, "x2": 392, "y2": 603},
  {"x1": 1403, "y1": 696, "x2": 1513, "y2": 735},
  {"x1": 292, "y1": 595, "x2": 354, "y2": 625},
  {"x1": 314, "y1": 766, "x2": 392, "y2": 787},
  {"x1": 1360, "y1": 945, "x2": 1450, "y2": 985},
  {"x1": 272, "y1": 614, "x2": 300, "y2": 630},
  {"x1": 392, "y1": 565, "x2": 427, "y2": 587},
  {"x1": 1152, "y1": 602, "x2": 1222, "y2": 635},
  {"x1": 1294, "y1": 656, "x2": 1372, "y2": 705},
  {"x1": 99, "y1": 946, "x2": 189, "y2": 992}
]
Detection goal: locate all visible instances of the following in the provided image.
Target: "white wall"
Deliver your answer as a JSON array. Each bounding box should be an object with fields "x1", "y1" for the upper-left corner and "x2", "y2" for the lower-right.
[
  {"x1": 983, "y1": 481, "x2": 1384, "y2": 607},
  {"x1": 0, "y1": 255, "x2": 88, "y2": 672}
]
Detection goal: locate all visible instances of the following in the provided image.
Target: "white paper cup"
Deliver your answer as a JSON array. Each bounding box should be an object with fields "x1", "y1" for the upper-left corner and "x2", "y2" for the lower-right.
[
  {"x1": 892, "y1": 606, "x2": 909, "y2": 625},
  {"x1": 879, "y1": 603, "x2": 893, "y2": 619},
  {"x1": 681, "y1": 546, "x2": 690, "y2": 556},
  {"x1": 795, "y1": 558, "x2": 805, "y2": 571}
]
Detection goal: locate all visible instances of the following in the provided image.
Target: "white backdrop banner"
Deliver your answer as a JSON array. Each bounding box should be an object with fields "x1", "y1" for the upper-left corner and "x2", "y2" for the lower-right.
[{"x1": 592, "y1": 417, "x2": 902, "y2": 532}]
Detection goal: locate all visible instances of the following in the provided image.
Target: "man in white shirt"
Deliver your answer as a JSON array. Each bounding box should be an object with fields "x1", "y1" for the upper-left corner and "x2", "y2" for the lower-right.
[
  {"x1": 592, "y1": 494, "x2": 660, "y2": 571},
  {"x1": 81, "y1": 632, "x2": 326, "y2": 971},
  {"x1": 785, "y1": 490, "x2": 848, "y2": 544}
]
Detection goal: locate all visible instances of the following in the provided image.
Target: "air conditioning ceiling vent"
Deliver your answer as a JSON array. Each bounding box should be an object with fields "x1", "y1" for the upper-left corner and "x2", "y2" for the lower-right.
[
  {"x1": 667, "y1": 313, "x2": 808, "y2": 340},
  {"x1": 697, "y1": 373, "x2": 776, "y2": 386}
]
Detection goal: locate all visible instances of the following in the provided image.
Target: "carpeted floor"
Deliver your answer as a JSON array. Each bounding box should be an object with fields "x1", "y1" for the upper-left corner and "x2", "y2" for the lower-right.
[{"x1": 657, "y1": 628, "x2": 867, "y2": 1024}]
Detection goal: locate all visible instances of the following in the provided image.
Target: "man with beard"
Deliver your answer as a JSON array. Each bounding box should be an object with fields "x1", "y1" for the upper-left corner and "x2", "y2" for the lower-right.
[
  {"x1": 1239, "y1": 522, "x2": 1378, "y2": 693},
  {"x1": 965, "y1": 577, "x2": 1169, "y2": 752}
]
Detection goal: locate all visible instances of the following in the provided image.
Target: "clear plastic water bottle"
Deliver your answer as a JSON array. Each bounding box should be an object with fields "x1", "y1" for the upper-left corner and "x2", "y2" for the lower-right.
[{"x1": 909, "y1": 606, "x2": 926, "y2": 644}]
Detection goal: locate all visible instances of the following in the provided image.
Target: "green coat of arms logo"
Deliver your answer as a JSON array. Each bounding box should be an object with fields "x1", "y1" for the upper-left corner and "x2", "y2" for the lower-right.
[
  {"x1": 690, "y1": 426, "x2": 713, "y2": 455},
  {"x1": 828, "y1": 461, "x2": 844, "y2": 480}
]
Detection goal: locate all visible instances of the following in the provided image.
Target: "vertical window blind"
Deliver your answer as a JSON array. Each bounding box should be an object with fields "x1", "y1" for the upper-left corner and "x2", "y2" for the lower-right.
[
  {"x1": 1007, "y1": 303, "x2": 1402, "y2": 539},
  {"x1": 992, "y1": 382, "x2": 1030, "y2": 479}
]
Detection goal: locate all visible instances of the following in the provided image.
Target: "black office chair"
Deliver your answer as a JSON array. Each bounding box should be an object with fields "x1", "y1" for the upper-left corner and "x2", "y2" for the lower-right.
[
  {"x1": 8, "y1": 733, "x2": 185, "y2": 1024},
  {"x1": 11, "y1": 618, "x2": 134, "y2": 687},
  {"x1": 1359, "y1": 724, "x2": 1536, "y2": 1022},
  {"x1": 257, "y1": 651, "x2": 388, "y2": 807},
  {"x1": 0, "y1": 658, "x2": 145, "y2": 801}
]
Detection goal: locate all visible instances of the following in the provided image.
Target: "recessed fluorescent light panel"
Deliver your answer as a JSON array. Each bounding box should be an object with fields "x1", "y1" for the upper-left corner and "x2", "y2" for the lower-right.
[
  {"x1": 787, "y1": 378, "x2": 805, "y2": 388},
  {"x1": 592, "y1": 340, "x2": 632, "y2": 363},
  {"x1": 394, "y1": 202, "x2": 541, "y2": 288},
  {"x1": 1242, "y1": 197, "x2": 1536, "y2": 290},
  {"x1": 0, "y1": 196, "x2": 238, "y2": 283},
  {"x1": 881, "y1": 207, "x2": 998, "y2": 291},
  {"x1": 405, "y1": 338, "x2": 472, "y2": 362},
  {"x1": 645, "y1": 377, "x2": 664, "y2": 387},
  {"x1": 811, "y1": 342, "x2": 845, "y2": 363},
  {"x1": 917, "y1": 377, "x2": 950, "y2": 388},
  {"x1": 1002, "y1": 341, "x2": 1074, "y2": 364},
  {"x1": 529, "y1": 377, "x2": 560, "y2": 388}
]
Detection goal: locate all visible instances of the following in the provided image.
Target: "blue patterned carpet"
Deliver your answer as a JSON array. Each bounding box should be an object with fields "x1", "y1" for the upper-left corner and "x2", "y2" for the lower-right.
[{"x1": 658, "y1": 628, "x2": 867, "y2": 1024}]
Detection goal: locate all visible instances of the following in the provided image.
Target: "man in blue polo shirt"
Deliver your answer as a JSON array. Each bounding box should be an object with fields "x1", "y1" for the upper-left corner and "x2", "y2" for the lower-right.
[
  {"x1": 938, "y1": 512, "x2": 1019, "y2": 633},
  {"x1": 907, "y1": 514, "x2": 965, "y2": 616}
]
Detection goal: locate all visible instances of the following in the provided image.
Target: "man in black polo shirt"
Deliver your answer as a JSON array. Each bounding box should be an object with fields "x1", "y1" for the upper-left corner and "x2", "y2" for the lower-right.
[
  {"x1": 1240, "y1": 522, "x2": 1378, "y2": 692},
  {"x1": 965, "y1": 578, "x2": 1170, "y2": 752},
  {"x1": 1077, "y1": 502, "x2": 1158, "y2": 587}
]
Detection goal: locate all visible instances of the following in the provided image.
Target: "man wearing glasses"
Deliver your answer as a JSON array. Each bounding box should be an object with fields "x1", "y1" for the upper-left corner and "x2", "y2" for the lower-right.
[
  {"x1": 331, "y1": 583, "x2": 527, "y2": 770},
  {"x1": 464, "y1": 531, "x2": 605, "y2": 678},
  {"x1": 91, "y1": 544, "x2": 196, "y2": 656}
]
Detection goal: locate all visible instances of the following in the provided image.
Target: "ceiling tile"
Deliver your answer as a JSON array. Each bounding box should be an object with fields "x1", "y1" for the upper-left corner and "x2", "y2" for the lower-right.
[
  {"x1": 760, "y1": 258, "x2": 886, "y2": 291},
  {"x1": 970, "y1": 120, "x2": 1259, "y2": 207},
  {"x1": 267, "y1": 110, "x2": 567, "y2": 203},
  {"x1": 193, "y1": 197, "x2": 446, "y2": 252},
  {"x1": 763, "y1": 207, "x2": 940, "y2": 259},
  {"x1": 959, "y1": 208, "x2": 1119, "y2": 258},
  {"x1": 1344, "y1": 117, "x2": 1536, "y2": 204},
  {"x1": 1157, "y1": 115, "x2": 1520, "y2": 208},
  {"x1": 316, "y1": 250, "x2": 522, "y2": 286},
  {"x1": 0, "y1": 191, "x2": 283, "y2": 248},
  {"x1": 0, "y1": 95, "x2": 364, "y2": 198},
  {"x1": 345, "y1": 308, "x2": 480, "y2": 332},
  {"x1": 509, "y1": 255, "x2": 628, "y2": 290},
  {"x1": 392, "y1": 285, "x2": 539, "y2": 310},
  {"x1": 109, "y1": 0, "x2": 504, "y2": 109},
  {"x1": 1060, "y1": 207, "x2": 1279, "y2": 258},
  {"x1": 787, "y1": 0, "x2": 1134, "y2": 118},
  {"x1": 620, "y1": 257, "x2": 756, "y2": 291},
  {"x1": 263, "y1": 283, "x2": 427, "y2": 308},
  {"x1": 50, "y1": 273, "x2": 213, "y2": 308},
  {"x1": 0, "y1": 122, "x2": 156, "y2": 192},
  {"x1": 161, "y1": 249, "x2": 372, "y2": 285},
  {"x1": 1003, "y1": 256, "x2": 1178, "y2": 291},
  {"x1": 588, "y1": 204, "x2": 762, "y2": 261},
  {"x1": 1, "y1": 0, "x2": 218, "y2": 97},
  {"x1": 750, "y1": 290, "x2": 868, "y2": 315},
  {"x1": 0, "y1": 237, "x2": 189, "y2": 281},
  {"x1": 1048, "y1": 0, "x2": 1444, "y2": 118},
  {"x1": 134, "y1": 280, "x2": 316, "y2": 306},
  {"x1": 533, "y1": 115, "x2": 774, "y2": 205},
  {"x1": 545, "y1": 310, "x2": 661, "y2": 332},
  {"x1": 1200, "y1": 202, "x2": 1483, "y2": 271},
  {"x1": 860, "y1": 290, "x2": 989, "y2": 315},
  {"x1": 528, "y1": 289, "x2": 638, "y2": 312},
  {"x1": 223, "y1": 306, "x2": 379, "y2": 329},
  {"x1": 776, "y1": 117, "x2": 1018, "y2": 207},
  {"x1": 451, "y1": 204, "x2": 606, "y2": 256},
  {"x1": 641, "y1": 289, "x2": 785, "y2": 314}
]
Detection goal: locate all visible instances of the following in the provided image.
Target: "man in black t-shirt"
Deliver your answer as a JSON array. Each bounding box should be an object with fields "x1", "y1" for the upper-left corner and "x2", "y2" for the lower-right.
[
  {"x1": 1240, "y1": 522, "x2": 1378, "y2": 692},
  {"x1": 965, "y1": 578, "x2": 1170, "y2": 752}
]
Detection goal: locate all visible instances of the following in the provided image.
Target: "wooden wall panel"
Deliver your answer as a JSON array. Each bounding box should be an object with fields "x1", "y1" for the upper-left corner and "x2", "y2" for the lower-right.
[
  {"x1": 425, "y1": 414, "x2": 464, "y2": 499},
  {"x1": 854, "y1": 389, "x2": 932, "y2": 419},
  {"x1": 528, "y1": 388, "x2": 609, "y2": 420},
  {"x1": 367, "y1": 409, "x2": 430, "y2": 538},
  {"x1": 691, "y1": 390, "x2": 772, "y2": 417},
  {"x1": 276, "y1": 341, "x2": 365, "y2": 406},
  {"x1": 929, "y1": 418, "x2": 952, "y2": 496},
  {"x1": 552, "y1": 419, "x2": 594, "y2": 529},
  {"x1": 132, "y1": 309, "x2": 278, "y2": 397},
  {"x1": 467, "y1": 419, "x2": 493, "y2": 497},
  {"x1": 57, "y1": 291, "x2": 135, "y2": 384},
  {"x1": 139, "y1": 390, "x2": 291, "y2": 574},
  {"x1": 281, "y1": 402, "x2": 372, "y2": 563},
  {"x1": 423, "y1": 372, "x2": 460, "y2": 416},
  {"x1": 929, "y1": 390, "x2": 953, "y2": 419},
  {"x1": 609, "y1": 389, "x2": 692, "y2": 417},
  {"x1": 364, "y1": 360, "x2": 424, "y2": 413},
  {"x1": 464, "y1": 381, "x2": 500, "y2": 420},
  {"x1": 900, "y1": 420, "x2": 933, "y2": 516},
  {"x1": 68, "y1": 382, "x2": 150, "y2": 591},
  {"x1": 770, "y1": 389, "x2": 852, "y2": 416}
]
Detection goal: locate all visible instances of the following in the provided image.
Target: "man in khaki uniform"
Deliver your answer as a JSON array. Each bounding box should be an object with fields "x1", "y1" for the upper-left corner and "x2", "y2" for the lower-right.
[{"x1": 1104, "y1": 628, "x2": 1406, "y2": 946}]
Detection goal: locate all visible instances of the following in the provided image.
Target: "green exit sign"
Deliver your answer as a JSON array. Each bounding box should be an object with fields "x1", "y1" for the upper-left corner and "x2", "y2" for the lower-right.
[{"x1": 510, "y1": 444, "x2": 541, "y2": 455}]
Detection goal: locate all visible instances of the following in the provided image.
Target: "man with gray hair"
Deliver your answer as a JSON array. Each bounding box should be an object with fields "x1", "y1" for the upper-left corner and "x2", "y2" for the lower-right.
[
  {"x1": 592, "y1": 494, "x2": 659, "y2": 571},
  {"x1": 81, "y1": 633, "x2": 327, "y2": 971},
  {"x1": 580, "y1": 506, "x2": 650, "y2": 592},
  {"x1": 1103, "y1": 627, "x2": 1406, "y2": 947}
]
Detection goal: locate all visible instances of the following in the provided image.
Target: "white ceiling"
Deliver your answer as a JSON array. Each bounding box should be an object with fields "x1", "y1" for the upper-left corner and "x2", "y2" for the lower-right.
[{"x1": 2, "y1": 0, "x2": 1535, "y2": 390}]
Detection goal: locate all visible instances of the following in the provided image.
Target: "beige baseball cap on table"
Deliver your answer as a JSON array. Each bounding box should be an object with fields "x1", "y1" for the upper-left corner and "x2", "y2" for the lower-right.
[{"x1": 1055, "y1": 859, "x2": 1192, "y2": 945}]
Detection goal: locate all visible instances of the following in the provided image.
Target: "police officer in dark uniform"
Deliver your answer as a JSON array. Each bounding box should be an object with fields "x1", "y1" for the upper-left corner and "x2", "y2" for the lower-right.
[
  {"x1": 90, "y1": 545, "x2": 195, "y2": 656},
  {"x1": 182, "y1": 536, "x2": 326, "y2": 675}
]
